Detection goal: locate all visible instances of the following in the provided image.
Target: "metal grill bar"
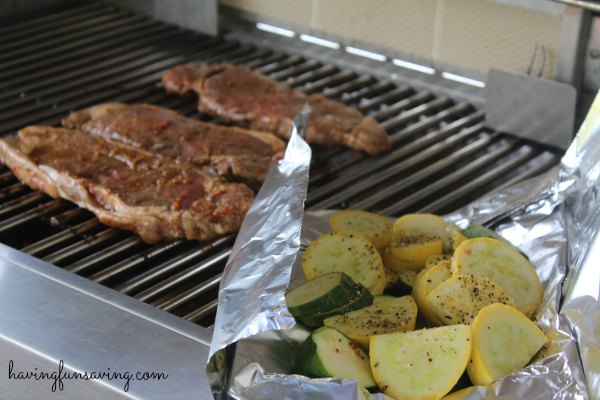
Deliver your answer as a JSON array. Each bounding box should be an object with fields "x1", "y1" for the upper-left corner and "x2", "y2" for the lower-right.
[
  {"x1": 307, "y1": 113, "x2": 485, "y2": 206},
  {"x1": 0, "y1": 9, "x2": 135, "y2": 59},
  {"x1": 0, "y1": 13, "x2": 149, "y2": 75},
  {"x1": 0, "y1": 198, "x2": 69, "y2": 234},
  {"x1": 0, "y1": 4, "x2": 561, "y2": 330},
  {"x1": 135, "y1": 251, "x2": 231, "y2": 303},
  {"x1": 0, "y1": 23, "x2": 178, "y2": 94},
  {"x1": 43, "y1": 228, "x2": 128, "y2": 266},
  {"x1": 420, "y1": 151, "x2": 558, "y2": 213},
  {"x1": 0, "y1": 3, "x2": 105, "y2": 40},
  {"x1": 157, "y1": 275, "x2": 221, "y2": 312},
  {"x1": 66, "y1": 236, "x2": 145, "y2": 276},
  {"x1": 87, "y1": 240, "x2": 186, "y2": 284},
  {"x1": 114, "y1": 236, "x2": 234, "y2": 296},
  {"x1": 22, "y1": 219, "x2": 100, "y2": 257},
  {"x1": 381, "y1": 137, "x2": 522, "y2": 215},
  {"x1": 0, "y1": 27, "x2": 191, "y2": 104},
  {"x1": 183, "y1": 299, "x2": 219, "y2": 323},
  {"x1": 351, "y1": 131, "x2": 500, "y2": 210}
]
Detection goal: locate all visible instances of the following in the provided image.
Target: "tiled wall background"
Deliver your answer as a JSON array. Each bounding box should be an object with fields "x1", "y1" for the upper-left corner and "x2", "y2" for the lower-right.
[{"x1": 220, "y1": 0, "x2": 565, "y2": 80}]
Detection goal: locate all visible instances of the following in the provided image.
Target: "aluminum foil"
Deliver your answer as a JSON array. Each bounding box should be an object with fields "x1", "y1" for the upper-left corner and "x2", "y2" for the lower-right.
[{"x1": 207, "y1": 93, "x2": 600, "y2": 399}]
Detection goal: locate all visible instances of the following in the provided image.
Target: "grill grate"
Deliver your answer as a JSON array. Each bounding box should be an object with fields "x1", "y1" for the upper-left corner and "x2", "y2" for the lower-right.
[{"x1": 0, "y1": 3, "x2": 561, "y2": 328}]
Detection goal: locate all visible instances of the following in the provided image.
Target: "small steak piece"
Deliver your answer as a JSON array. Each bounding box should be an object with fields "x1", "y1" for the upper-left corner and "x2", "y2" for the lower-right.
[
  {"x1": 63, "y1": 103, "x2": 284, "y2": 189},
  {"x1": 0, "y1": 126, "x2": 255, "y2": 243},
  {"x1": 162, "y1": 63, "x2": 391, "y2": 155}
]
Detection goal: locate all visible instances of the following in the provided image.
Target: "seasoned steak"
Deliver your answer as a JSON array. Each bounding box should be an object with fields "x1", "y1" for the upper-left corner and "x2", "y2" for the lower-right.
[
  {"x1": 0, "y1": 126, "x2": 254, "y2": 243},
  {"x1": 63, "y1": 103, "x2": 284, "y2": 189},
  {"x1": 162, "y1": 63, "x2": 391, "y2": 155}
]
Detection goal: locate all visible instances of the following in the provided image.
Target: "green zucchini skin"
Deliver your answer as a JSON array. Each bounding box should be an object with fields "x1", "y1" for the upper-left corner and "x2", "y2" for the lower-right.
[
  {"x1": 462, "y1": 224, "x2": 531, "y2": 261},
  {"x1": 292, "y1": 326, "x2": 377, "y2": 390},
  {"x1": 286, "y1": 272, "x2": 366, "y2": 317},
  {"x1": 462, "y1": 224, "x2": 506, "y2": 241},
  {"x1": 292, "y1": 332, "x2": 321, "y2": 376},
  {"x1": 299, "y1": 290, "x2": 373, "y2": 328}
]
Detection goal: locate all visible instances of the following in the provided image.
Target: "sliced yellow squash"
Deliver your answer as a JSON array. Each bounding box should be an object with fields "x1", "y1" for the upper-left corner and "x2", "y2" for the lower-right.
[
  {"x1": 425, "y1": 254, "x2": 451, "y2": 269},
  {"x1": 448, "y1": 223, "x2": 468, "y2": 251},
  {"x1": 381, "y1": 248, "x2": 423, "y2": 271},
  {"x1": 370, "y1": 325, "x2": 472, "y2": 400},
  {"x1": 303, "y1": 232, "x2": 386, "y2": 295},
  {"x1": 393, "y1": 213, "x2": 447, "y2": 238},
  {"x1": 397, "y1": 269, "x2": 418, "y2": 288},
  {"x1": 330, "y1": 209, "x2": 392, "y2": 250},
  {"x1": 412, "y1": 260, "x2": 452, "y2": 326},
  {"x1": 383, "y1": 266, "x2": 400, "y2": 289},
  {"x1": 389, "y1": 214, "x2": 447, "y2": 268},
  {"x1": 441, "y1": 387, "x2": 484, "y2": 399},
  {"x1": 467, "y1": 303, "x2": 547, "y2": 386},
  {"x1": 427, "y1": 274, "x2": 516, "y2": 325},
  {"x1": 389, "y1": 236, "x2": 444, "y2": 263},
  {"x1": 452, "y1": 238, "x2": 542, "y2": 317},
  {"x1": 324, "y1": 295, "x2": 417, "y2": 350}
]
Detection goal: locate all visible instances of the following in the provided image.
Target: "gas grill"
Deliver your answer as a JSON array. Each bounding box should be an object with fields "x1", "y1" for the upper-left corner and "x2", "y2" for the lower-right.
[{"x1": 0, "y1": 2, "x2": 566, "y2": 399}]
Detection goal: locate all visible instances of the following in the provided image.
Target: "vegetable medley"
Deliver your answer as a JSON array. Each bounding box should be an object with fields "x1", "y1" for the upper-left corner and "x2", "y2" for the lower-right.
[{"x1": 285, "y1": 210, "x2": 546, "y2": 400}]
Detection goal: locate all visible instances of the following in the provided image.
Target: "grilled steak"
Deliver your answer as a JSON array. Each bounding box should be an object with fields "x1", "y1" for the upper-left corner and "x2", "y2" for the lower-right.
[
  {"x1": 63, "y1": 103, "x2": 285, "y2": 189},
  {"x1": 0, "y1": 126, "x2": 254, "y2": 243},
  {"x1": 162, "y1": 63, "x2": 391, "y2": 155}
]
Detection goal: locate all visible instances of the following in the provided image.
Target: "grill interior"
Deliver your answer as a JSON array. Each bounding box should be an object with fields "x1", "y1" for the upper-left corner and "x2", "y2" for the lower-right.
[{"x1": 0, "y1": 3, "x2": 561, "y2": 329}]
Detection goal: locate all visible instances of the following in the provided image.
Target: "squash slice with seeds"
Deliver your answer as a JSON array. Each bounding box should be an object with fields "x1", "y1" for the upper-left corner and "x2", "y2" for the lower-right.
[
  {"x1": 324, "y1": 295, "x2": 417, "y2": 350},
  {"x1": 452, "y1": 238, "x2": 542, "y2": 317},
  {"x1": 330, "y1": 209, "x2": 392, "y2": 250},
  {"x1": 428, "y1": 274, "x2": 516, "y2": 325},
  {"x1": 467, "y1": 303, "x2": 547, "y2": 386},
  {"x1": 370, "y1": 325, "x2": 472, "y2": 400},
  {"x1": 303, "y1": 232, "x2": 385, "y2": 295}
]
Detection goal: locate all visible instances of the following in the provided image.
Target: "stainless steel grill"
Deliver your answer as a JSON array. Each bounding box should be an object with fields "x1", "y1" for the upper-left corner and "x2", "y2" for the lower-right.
[{"x1": 0, "y1": 3, "x2": 561, "y2": 331}]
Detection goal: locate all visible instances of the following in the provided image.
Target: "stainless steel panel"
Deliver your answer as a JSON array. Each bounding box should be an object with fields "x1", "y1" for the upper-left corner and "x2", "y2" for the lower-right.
[
  {"x1": 0, "y1": 244, "x2": 213, "y2": 400},
  {"x1": 485, "y1": 68, "x2": 576, "y2": 150}
]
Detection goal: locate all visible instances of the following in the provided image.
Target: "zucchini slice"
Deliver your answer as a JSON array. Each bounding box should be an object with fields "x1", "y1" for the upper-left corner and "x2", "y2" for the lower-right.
[
  {"x1": 324, "y1": 295, "x2": 417, "y2": 350},
  {"x1": 370, "y1": 325, "x2": 472, "y2": 400},
  {"x1": 285, "y1": 272, "x2": 367, "y2": 317},
  {"x1": 293, "y1": 326, "x2": 377, "y2": 390},
  {"x1": 303, "y1": 232, "x2": 386, "y2": 295},
  {"x1": 427, "y1": 274, "x2": 516, "y2": 325},
  {"x1": 462, "y1": 223, "x2": 505, "y2": 242},
  {"x1": 330, "y1": 210, "x2": 392, "y2": 250},
  {"x1": 467, "y1": 303, "x2": 547, "y2": 386},
  {"x1": 299, "y1": 289, "x2": 373, "y2": 328},
  {"x1": 452, "y1": 238, "x2": 542, "y2": 317},
  {"x1": 411, "y1": 260, "x2": 452, "y2": 326}
]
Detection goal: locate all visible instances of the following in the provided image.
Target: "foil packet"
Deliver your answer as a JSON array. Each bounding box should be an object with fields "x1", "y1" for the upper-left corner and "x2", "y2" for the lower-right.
[{"x1": 207, "y1": 93, "x2": 600, "y2": 399}]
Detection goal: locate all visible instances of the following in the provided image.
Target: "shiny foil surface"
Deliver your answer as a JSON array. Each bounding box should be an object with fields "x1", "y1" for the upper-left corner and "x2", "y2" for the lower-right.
[{"x1": 208, "y1": 94, "x2": 600, "y2": 399}]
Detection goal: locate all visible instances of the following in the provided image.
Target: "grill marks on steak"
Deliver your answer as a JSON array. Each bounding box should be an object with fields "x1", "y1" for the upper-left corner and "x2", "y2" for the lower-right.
[
  {"x1": 62, "y1": 103, "x2": 284, "y2": 189},
  {"x1": 0, "y1": 126, "x2": 254, "y2": 243},
  {"x1": 162, "y1": 63, "x2": 391, "y2": 155}
]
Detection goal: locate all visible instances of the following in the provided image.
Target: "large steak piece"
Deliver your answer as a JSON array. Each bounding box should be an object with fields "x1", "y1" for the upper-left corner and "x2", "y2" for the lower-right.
[
  {"x1": 162, "y1": 63, "x2": 391, "y2": 155},
  {"x1": 0, "y1": 126, "x2": 254, "y2": 243},
  {"x1": 62, "y1": 103, "x2": 285, "y2": 189}
]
